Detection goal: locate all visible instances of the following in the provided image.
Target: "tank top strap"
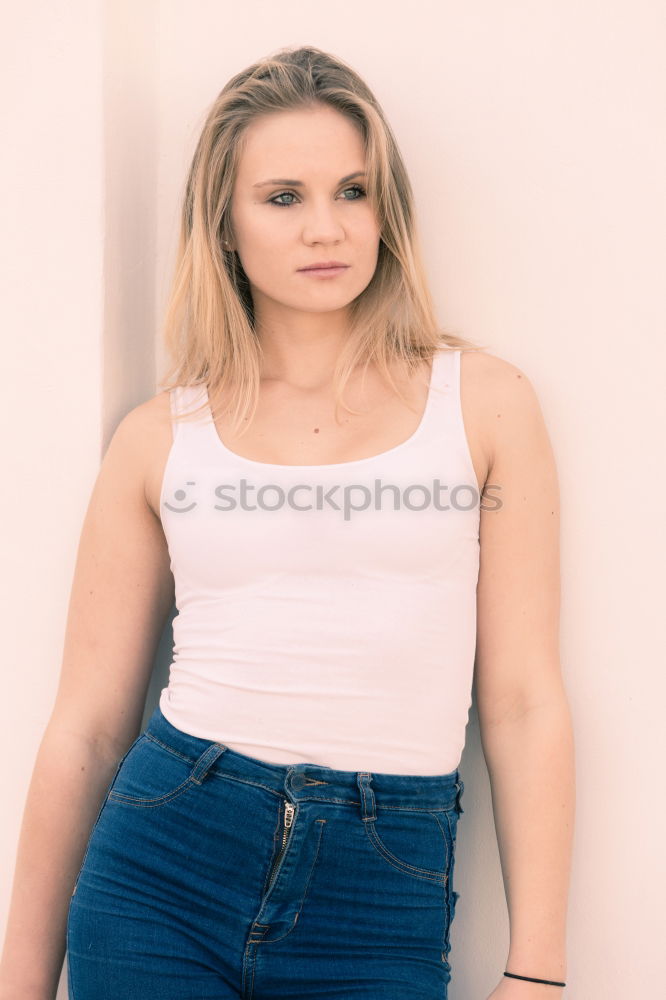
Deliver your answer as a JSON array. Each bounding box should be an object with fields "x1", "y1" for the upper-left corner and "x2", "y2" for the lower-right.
[
  {"x1": 421, "y1": 347, "x2": 458, "y2": 424},
  {"x1": 432, "y1": 346, "x2": 457, "y2": 390},
  {"x1": 425, "y1": 347, "x2": 477, "y2": 494},
  {"x1": 168, "y1": 383, "x2": 213, "y2": 458}
]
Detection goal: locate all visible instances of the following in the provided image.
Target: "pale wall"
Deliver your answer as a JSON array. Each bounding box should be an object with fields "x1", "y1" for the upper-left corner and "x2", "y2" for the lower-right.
[{"x1": 1, "y1": 2, "x2": 664, "y2": 997}]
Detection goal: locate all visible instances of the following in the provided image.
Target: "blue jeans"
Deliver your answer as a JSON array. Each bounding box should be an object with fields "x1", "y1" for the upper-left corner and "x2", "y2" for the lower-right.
[{"x1": 67, "y1": 704, "x2": 464, "y2": 998}]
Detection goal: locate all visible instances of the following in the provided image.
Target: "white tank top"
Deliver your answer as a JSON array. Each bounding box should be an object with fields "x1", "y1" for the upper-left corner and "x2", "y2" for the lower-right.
[{"x1": 158, "y1": 348, "x2": 480, "y2": 775}]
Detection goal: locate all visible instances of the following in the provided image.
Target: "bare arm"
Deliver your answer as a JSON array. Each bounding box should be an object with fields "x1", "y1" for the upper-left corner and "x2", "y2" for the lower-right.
[
  {"x1": 473, "y1": 359, "x2": 575, "y2": 996},
  {"x1": 0, "y1": 398, "x2": 174, "y2": 999}
]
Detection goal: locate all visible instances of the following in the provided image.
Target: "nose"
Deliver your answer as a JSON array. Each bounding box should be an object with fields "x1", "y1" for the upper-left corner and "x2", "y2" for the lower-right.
[{"x1": 301, "y1": 198, "x2": 346, "y2": 245}]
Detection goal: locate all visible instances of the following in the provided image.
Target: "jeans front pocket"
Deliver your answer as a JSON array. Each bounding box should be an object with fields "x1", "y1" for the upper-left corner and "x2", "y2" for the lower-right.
[
  {"x1": 107, "y1": 732, "x2": 225, "y2": 808},
  {"x1": 362, "y1": 805, "x2": 452, "y2": 883}
]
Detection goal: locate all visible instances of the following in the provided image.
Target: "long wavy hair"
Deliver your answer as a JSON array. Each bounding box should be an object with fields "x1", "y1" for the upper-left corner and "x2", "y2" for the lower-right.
[{"x1": 158, "y1": 44, "x2": 486, "y2": 433}]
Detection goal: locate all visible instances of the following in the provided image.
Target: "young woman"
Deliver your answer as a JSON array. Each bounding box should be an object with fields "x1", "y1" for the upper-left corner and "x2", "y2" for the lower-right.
[{"x1": 0, "y1": 46, "x2": 574, "y2": 1000}]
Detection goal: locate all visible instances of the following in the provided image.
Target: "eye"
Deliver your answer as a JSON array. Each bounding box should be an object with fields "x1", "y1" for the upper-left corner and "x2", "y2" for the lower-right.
[
  {"x1": 269, "y1": 190, "x2": 298, "y2": 207},
  {"x1": 340, "y1": 184, "x2": 366, "y2": 201},
  {"x1": 268, "y1": 184, "x2": 367, "y2": 208}
]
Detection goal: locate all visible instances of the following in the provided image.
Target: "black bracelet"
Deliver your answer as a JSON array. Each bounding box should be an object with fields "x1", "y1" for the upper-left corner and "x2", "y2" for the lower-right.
[{"x1": 504, "y1": 971, "x2": 566, "y2": 987}]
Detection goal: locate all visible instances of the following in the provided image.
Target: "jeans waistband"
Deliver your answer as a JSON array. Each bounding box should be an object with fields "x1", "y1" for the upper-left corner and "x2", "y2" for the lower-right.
[{"x1": 145, "y1": 705, "x2": 464, "y2": 813}]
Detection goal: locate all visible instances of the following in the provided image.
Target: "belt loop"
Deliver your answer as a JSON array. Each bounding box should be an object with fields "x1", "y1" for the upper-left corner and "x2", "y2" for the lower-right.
[
  {"x1": 357, "y1": 772, "x2": 376, "y2": 821},
  {"x1": 455, "y1": 774, "x2": 465, "y2": 814},
  {"x1": 190, "y1": 743, "x2": 227, "y2": 785}
]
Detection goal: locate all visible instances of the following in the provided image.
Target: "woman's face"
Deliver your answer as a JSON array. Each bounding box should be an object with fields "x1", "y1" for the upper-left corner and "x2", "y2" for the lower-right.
[{"x1": 229, "y1": 104, "x2": 381, "y2": 323}]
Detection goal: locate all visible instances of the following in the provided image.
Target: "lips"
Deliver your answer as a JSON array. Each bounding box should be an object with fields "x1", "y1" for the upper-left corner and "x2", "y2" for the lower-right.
[{"x1": 298, "y1": 262, "x2": 349, "y2": 271}]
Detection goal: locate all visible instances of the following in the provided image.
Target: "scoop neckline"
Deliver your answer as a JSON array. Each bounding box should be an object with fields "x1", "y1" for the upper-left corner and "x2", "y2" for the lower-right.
[{"x1": 200, "y1": 350, "x2": 446, "y2": 471}]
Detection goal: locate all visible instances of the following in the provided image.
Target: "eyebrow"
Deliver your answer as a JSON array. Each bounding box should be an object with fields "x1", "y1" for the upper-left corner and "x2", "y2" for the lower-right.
[{"x1": 252, "y1": 171, "x2": 367, "y2": 189}]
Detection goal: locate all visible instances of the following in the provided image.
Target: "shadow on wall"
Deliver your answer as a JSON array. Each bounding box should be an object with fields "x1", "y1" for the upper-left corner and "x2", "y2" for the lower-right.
[{"x1": 143, "y1": 604, "x2": 177, "y2": 728}]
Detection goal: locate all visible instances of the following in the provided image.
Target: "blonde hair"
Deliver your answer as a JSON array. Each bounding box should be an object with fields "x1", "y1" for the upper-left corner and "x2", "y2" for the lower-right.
[{"x1": 158, "y1": 44, "x2": 487, "y2": 432}]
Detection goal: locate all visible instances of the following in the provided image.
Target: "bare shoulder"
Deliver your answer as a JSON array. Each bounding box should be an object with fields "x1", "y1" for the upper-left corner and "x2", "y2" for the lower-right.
[
  {"x1": 460, "y1": 347, "x2": 533, "y2": 400},
  {"x1": 458, "y1": 348, "x2": 524, "y2": 492},
  {"x1": 113, "y1": 389, "x2": 173, "y2": 522},
  {"x1": 460, "y1": 349, "x2": 547, "y2": 478}
]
